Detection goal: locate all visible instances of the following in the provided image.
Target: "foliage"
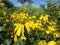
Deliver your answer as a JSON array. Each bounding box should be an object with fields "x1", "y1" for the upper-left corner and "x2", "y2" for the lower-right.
[{"x1": 0, "y1": 1, "x2": 60, "y2": 45}]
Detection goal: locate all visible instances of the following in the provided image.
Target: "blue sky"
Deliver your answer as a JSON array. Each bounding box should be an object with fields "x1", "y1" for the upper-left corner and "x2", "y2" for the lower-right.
[
  {"x1": 32, "y1": 0, "x2": 47, "y2": 7},
  {"x1": 9, "y1": 0, "x2": 47, "y2": 7}
]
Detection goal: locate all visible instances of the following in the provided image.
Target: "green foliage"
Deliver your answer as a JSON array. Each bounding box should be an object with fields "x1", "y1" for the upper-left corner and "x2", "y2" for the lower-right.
[{"x1": 0, "y1": 26, "x2": 5, "y2": 31}]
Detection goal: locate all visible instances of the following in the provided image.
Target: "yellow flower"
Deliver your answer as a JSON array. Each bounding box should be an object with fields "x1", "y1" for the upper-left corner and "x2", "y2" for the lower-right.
[
  {"x1": 39, "y1": 15, "x2": 44, "y2": 20},
  {"x1": 22, "y1": 15, "x2": 27, "y2": 19},
  {"x1": 2, "y1": 9, "x2": 7, "y2": 15},
  {"x1": 46, "y1": 30, "x2": 51, "y2": 34},
  {"x1": 23, "y1": 12, "x2": 28, "y2": 17},
  {"x1": 14, "y1": 24, "x2": 24, "y2": 37},
  {"x1": 45, "y1": 15, "x2": 50, "y2": 17},
  {"x1": 36, "y1": 20, "x2": 41, "y2": 23},
  {"x1": 43, "y1": 15, "x2": 49, "y2": 22},
  {"x1": 3, "y1": 24, "x2": 6, "y2": 27},
  {"x1": 29, "y1": 17, "x2": 32, "y2": 19},
  {"x1": 47, "y1": 41, "x2": 56, "y2": 45},
  {"x1": 53, "y1": 33, "x2": 60, "y2": 38},
  {"x1": 0, "y1": 2, "x2": 4, "y2": 7},
  {"x1": 28, "y1": 21, "x2": 35, "y2": 30},
  {"x1": 38, "y1": 40, "x2": 47, "y2": 45},
  {"x1": 14, "y1": 24, "x2": 25, "y2": 42},
  {"x1": 43, "y1": 17, "x2": 48, "y2": 22},
  {"x1": 55, "y1": 33, "x2": 59, "y2": 38},
  {"x1": 19, "y1": 12, "x2": 28, "y2": 19},
  {"x1": 25, "y1": 21, "x2": 35, "y2": 34},
  {"x1": 6, "y1": 19, "x2": 9, "y2": 22},
  {"x1": 39, "y1": 15, "x2": 49, "y2": 22},
  {"x1": 35, "y1": 22, "x2": 42, "y2": 30},
  {"x1": 11, "y1": 12, "x2": 17, "y2": 19},
  {"x1": 48, "y1": 26, "x2": 55, "y2": 31},
  {"x1": 32, "y1": 15, "x2": 36, "y2": 19}
]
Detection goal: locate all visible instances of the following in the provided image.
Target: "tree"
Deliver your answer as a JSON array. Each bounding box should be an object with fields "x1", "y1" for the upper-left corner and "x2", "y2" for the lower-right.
[
  {"x1": 18, "y1": 0, "x2": 33, "y2": 5},
  {"x1": 47, "y1": 0, "x2": 58, "y2": 20},
  {"x1": 1, "y1": 0, "x2": 14, "y2": 8},
  {"x1": 56, "y1": 0, "x2": 60, "y2": 10}
]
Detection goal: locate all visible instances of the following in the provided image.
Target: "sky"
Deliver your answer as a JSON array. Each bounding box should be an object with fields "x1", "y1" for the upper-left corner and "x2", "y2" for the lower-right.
[{"x1": 9, "y1": 0, "x2": 47, "y2": 7}]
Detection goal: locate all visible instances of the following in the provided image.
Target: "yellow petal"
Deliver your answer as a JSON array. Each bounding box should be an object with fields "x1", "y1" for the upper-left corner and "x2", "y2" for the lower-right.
[
  {"x1": 28, "y1": 21, "x2": 35, "y2": 30},
  {"x1": 38, "y1": 40, "x2": 47, "y2": 45},
  {"x1": 21, "y1": 35, "x2": 26, "y2": 41},
  {"x1": 16, "y1": 24, "x2": 22, "y2": 36},
  {"x1": 47, "y1": 41, "x2": 56, "y2": 45},
  {"x1": 14, "y1": 35, "x2": 17, "y2": 42},
  {"x1": 21, "y1": 24, "x2": 24, "y2": 36},
  {"x1": 25, "y1": 22, "x2": 30, "y2": 34},
  {"x1": 14, "y1": 24, "x2": 20, "y2": 33}
]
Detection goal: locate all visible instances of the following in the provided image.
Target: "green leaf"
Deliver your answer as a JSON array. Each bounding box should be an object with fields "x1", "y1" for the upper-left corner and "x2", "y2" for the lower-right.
[
  {"x1": 0, "y1": 26, "x2": 5, "y2": 31},
  {"x1": 3, "y1": 39, "x2": 12, "y2": 45}
]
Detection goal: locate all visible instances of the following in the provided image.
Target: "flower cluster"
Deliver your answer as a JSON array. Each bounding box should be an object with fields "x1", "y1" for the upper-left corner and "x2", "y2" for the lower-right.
[{"x1": 10, "y1": 12, "x2": 60, "y2": 43}]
